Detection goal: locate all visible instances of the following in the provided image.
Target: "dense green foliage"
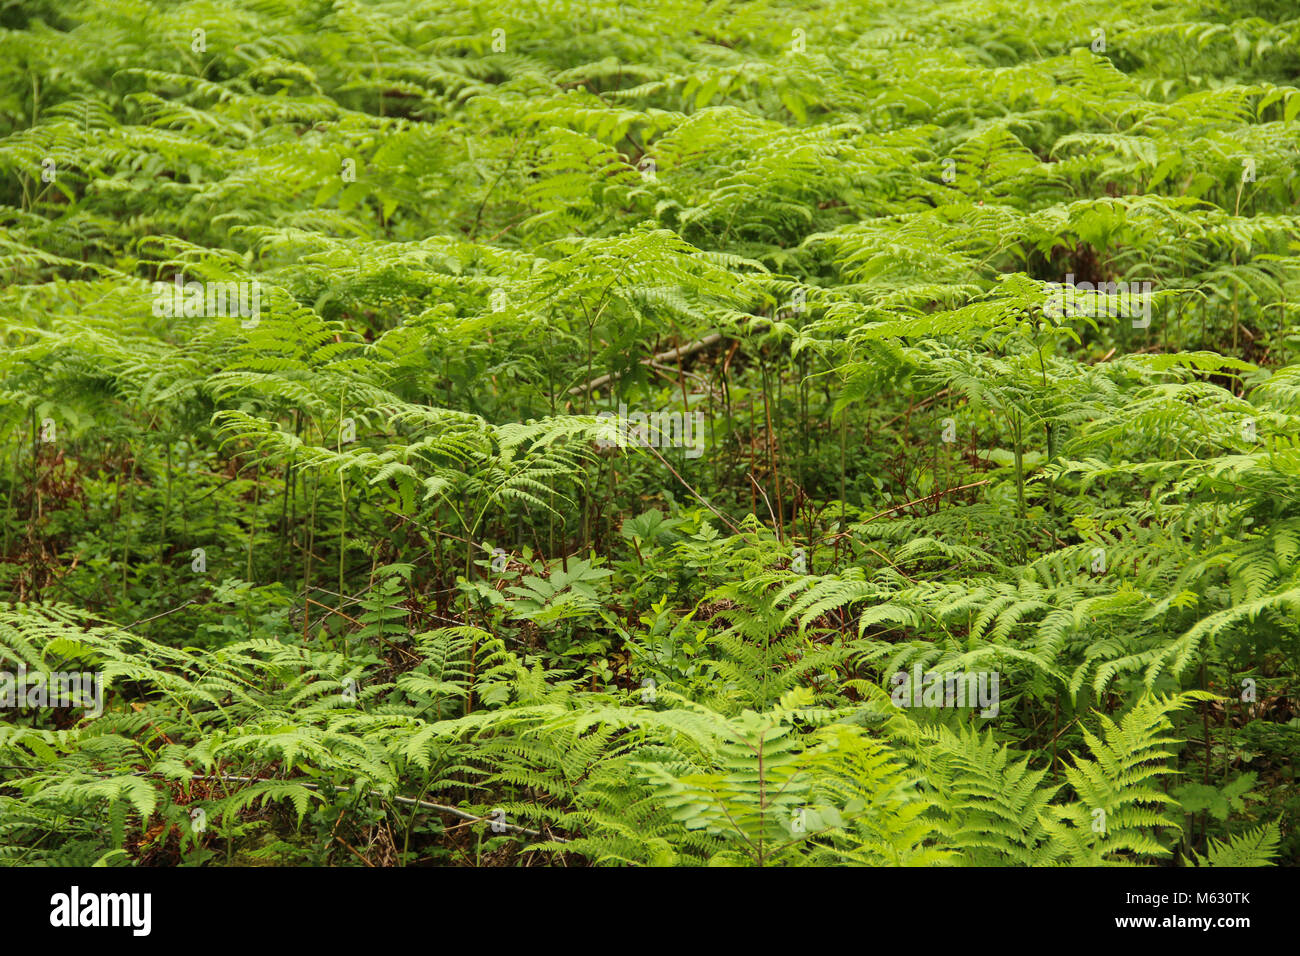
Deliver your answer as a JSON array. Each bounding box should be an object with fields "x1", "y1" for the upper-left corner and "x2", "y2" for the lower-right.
[{"x1": 0, "y1": 0, "x2": 1297, "y2": 866}]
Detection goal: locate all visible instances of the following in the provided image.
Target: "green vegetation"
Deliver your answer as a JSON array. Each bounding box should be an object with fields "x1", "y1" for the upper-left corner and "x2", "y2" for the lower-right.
[{"x1": 0, "y1": 0, "x2": 1297, "y2": 867}]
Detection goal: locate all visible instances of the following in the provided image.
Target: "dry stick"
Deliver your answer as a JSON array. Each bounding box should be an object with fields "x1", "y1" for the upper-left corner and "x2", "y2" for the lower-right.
[
  {"x1": 338, "y1": 837, "x2": 375, "y2": 867},
  {"x1": 749, "y1": 389, "x2": 757, "y2": 517},
  {"x1": 748, "y1": 473, "x2": 778, "y2": 533},
  {"x1": 304, "y1": 597, "x2": 420, "y2": 664},
  {"x1": 760, "y1": 359, "x2": 784, "y2": 542},
  {"x1": 647, "y1": 360, "x2": 713, "y2": 392},
  {"x1": 277, "y1": 411, "x2": 301, "y2": 578},
  {"x1": 29, "y1": 411, "x2": 38, "y2": 554},
  {"x1": 337, "y1": 398, "x2": 347, "y2": 612},
  {"x1": 863, "y1": 547, "x2": 919, "y2": 584},
  {"x1": 3, "y1": 435, "x2": 19, "y2": 559},
  {"x1": 567, "y1": 333, "x2": 726, "y2": 396},
  {"x1": 200, "y1": 773, "x2": 568, "y2": 843},
  {"x1": 836, "y1": 410, "x2": 846, "y2": 571},
  {"x1": 246, "y1": 462, "x2": 259, "y2": 584},
  {"x1": 641, "y1": 442, "x2": 747, "y2": 540},
  {"x1": 878, "y1": 388, "x2": 953, "y2": 432},
  {"x1": 160, "y1": 440, "x2": 171, "y2": 569},
  {"x1": 860, "y1": 480, "x2": 991, "y2": 524},
  {"x1": 303, "y1": 435, "x2": 320, "y2": 640},
  {"x1": 122, "y1": 598, "x2": 200, "y2": 630}
]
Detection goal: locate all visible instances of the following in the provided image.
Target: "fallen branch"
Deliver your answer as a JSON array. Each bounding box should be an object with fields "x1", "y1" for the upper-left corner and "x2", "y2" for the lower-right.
[
  {"x1": 861, "y1": 480, "x2": 991, "y2": 523},
  {"x1": 568, "y1": 332, "x2": 726, "y2": 396},
  {"x1": 879, "y1": 388, "x2": 954, "y2": 431},
  {"x1": 197, "y1": 772, "x2": 569, "y2": 844}
]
